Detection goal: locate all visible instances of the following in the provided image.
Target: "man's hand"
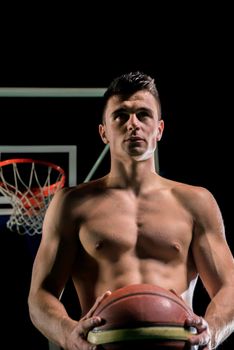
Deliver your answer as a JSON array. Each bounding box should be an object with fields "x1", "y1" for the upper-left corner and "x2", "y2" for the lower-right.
[
  {"x1": 185, "y1": 316, "x2": 212, "y2": 349},
  {"x1": 66, "y1": 291, "x2": 111, "y2": 350}
]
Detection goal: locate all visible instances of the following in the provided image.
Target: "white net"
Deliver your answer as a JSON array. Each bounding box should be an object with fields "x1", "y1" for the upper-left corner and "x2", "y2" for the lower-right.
[{"x1": 0, "y1": 159, "x2": 65, "y2": 235}]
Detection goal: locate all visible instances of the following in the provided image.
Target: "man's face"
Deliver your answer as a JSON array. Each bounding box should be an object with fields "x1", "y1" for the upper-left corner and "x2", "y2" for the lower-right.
[{"x1": 99, "y1": 90, "x2": 164, "y2": 161}]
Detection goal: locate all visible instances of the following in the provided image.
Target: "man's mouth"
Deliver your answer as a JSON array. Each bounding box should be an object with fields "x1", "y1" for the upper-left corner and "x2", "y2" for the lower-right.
[{"x1": 126, "y1": 137, "x2": 144, "y2": 142}]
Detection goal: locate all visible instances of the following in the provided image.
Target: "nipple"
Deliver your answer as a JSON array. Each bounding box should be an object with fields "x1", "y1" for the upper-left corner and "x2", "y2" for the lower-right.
[
  {"x1": 95, "y1": 241, "x2": 103, "y2": 250},
  {"x1": 172, "y1": 242, "x2": 181, "y2": 252}
]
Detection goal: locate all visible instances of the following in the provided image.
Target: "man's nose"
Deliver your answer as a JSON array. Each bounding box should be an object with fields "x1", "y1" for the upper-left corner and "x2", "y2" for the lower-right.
[{"x1": 127, "y1": 114, "x2": 140, "y2": 131}]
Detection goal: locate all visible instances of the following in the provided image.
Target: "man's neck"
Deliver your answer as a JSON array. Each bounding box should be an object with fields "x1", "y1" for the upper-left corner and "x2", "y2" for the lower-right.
[{"x1": 107, "y1": 157, "x2": 158, "y2": 194}]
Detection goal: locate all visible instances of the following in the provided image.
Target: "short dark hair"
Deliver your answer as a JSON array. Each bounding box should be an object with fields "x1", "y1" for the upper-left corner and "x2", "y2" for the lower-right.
[{"x1": 102, "y1": 71, "x2": 161, "y2": 121}]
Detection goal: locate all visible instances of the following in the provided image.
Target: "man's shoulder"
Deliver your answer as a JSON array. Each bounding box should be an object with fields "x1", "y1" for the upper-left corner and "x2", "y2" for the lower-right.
[
  {"x1": 65, "y1": 176, "x2": 108, "y2": 198},
  {"x1": 162, "y1": 178, "x2": 214, "y2": 206}
]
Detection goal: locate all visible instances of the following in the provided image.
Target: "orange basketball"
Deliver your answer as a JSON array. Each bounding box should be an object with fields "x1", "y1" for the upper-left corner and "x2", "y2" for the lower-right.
[{"x1": 87, "y1": 284, "x2": 196, "y2": 349}]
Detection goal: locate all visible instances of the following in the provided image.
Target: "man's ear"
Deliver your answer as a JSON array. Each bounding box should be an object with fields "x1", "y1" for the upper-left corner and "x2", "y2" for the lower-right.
[
  {"x1": 99, "y1": 124, "x2": 109, "y2": 144},
  {"x1": 156, "y1": 119, "x2": 164, "y2": 141}
]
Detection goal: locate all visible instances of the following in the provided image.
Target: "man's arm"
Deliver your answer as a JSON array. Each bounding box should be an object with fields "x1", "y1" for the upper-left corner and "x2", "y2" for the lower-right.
[
  {"x1": 191, "y1": 187, "x2": 234, "y2": 348},
  {"x1": 28, "y1": 189, "x2": 104, "y2": 349}
]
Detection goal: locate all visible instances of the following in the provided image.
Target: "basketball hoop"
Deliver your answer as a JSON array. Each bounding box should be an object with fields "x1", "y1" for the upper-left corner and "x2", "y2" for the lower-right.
[{"x1": 0, "y1": 158, "x2": 66, "y2": 235}]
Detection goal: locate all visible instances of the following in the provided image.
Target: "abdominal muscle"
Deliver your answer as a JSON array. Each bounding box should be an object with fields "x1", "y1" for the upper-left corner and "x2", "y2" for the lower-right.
[{"x1": 72, "y1": 251, "x2": 198, "y2": 315}]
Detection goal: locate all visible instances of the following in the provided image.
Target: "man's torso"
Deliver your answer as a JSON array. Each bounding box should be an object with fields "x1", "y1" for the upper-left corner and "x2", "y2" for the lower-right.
[{"x1": 69, "y1": 177, "x2": 198, "y2": 313}]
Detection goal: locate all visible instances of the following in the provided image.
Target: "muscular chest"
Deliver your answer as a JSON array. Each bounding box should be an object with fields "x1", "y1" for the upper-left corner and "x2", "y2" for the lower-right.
[{"x1": 78, "y1": 191, "x2": 192, "y2": 261}]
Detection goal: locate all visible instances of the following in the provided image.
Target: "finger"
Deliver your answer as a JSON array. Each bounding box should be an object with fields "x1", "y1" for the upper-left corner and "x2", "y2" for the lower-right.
[
  {"x1": 185, "y1": 316, "x2": 208, "y2": 332},
  {"x1": 86, "y1": 291, "x2": 112, "y2": 318},
  {"x1": 77, "y1": 336, "x2": 98, "y2": 350},
  {"x1": 72, "y1": 318, "x2": 101, "y2": 350},
  {"x1": 81, "y1": 316, "x2": 103, "y2": 334},
  {"x1": 188, "y1": 331, "x2": 211, "y2": 348},
  {"x1": 189, "y1": 337, "x2": 210, "y2": 349}
]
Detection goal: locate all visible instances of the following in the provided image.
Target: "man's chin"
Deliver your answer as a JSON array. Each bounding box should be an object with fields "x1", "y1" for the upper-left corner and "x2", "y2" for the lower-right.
[{"x1": 131, "y1": 152, "x2": 153, "y2": 161}]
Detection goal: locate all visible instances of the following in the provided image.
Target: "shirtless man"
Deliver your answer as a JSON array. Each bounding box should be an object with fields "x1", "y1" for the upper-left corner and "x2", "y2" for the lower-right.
[{"x1": 28, "y1": 71, "x2": 234, "y2": 349}]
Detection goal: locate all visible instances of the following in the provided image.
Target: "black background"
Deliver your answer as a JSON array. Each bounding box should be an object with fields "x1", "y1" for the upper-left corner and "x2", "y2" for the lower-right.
[{"x1": 1, "y1": 12, "x2": 233, "y2": 348}]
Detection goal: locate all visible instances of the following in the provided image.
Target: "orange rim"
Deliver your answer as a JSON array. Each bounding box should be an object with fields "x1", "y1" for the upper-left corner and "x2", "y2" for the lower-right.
[{"x1": 0, "y1": 158, "x2": 66, "y2": 208}]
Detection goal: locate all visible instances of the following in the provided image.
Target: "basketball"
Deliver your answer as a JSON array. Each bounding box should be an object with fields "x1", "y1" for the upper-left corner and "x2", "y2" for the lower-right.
[{"x1": 87, "y1": 284, "x2": 196, "y2": 349}]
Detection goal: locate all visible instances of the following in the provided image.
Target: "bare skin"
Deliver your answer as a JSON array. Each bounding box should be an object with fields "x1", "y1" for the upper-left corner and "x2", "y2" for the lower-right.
[{"x1": 28, "y1": 91, "x2": 234, "y2": 350}]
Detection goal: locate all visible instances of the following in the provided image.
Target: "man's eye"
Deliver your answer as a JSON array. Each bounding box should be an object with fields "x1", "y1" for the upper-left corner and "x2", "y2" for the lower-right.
[
  {"x1": 137, "y1": 111, "x2": 149, "y2": 119},
  {"x1": 115, "y1": 113, "x2": 128, "y2": 120}
]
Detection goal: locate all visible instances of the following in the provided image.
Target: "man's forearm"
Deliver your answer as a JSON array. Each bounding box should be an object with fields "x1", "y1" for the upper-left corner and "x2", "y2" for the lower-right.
[
  {"x1": 28, "y1": 289, "x2": 78, "y2": 349},
  {"x1": 205, "y1": 286, "x2": 234, "y2": 348}
]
